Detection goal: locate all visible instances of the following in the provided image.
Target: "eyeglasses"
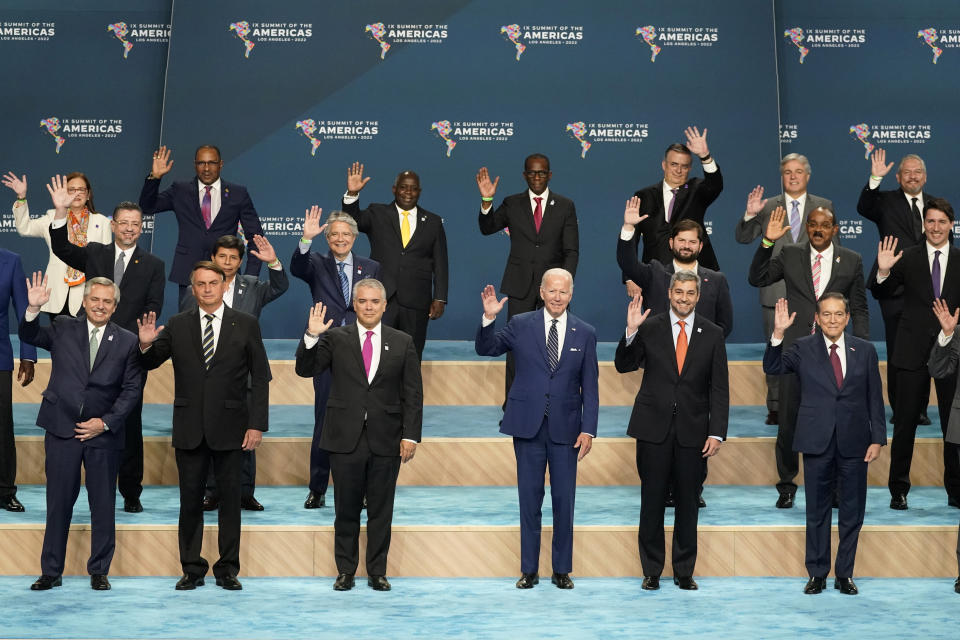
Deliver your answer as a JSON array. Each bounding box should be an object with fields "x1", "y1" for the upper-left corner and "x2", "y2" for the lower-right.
[
  {"x1": 524, "y1": 170, "x2": 549, "y2": 178},
  {"x1": 67, "y1": 187, "x2": 88, "y2": 194},
  {"x1": 195, "y1": 161, "x2": 220, "y2": 167}
]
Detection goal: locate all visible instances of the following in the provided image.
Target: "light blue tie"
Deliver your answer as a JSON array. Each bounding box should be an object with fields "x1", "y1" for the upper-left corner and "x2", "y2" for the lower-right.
[
  {"x1": 337, "y1": 262, "x2": 350, "y2": 304},
  {"x1": 789, "y1": 200, "x2": 801, "y2": 242}
]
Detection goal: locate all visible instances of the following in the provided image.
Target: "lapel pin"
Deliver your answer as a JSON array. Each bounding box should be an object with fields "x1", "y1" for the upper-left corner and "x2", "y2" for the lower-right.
[
  {"x1": 550, "y1": 200, "x2": 555, "y2": 206},
  {"x1": 571, "y1": 327, "x2": 576, "y2": 331},
  {"x1": 835, "y1": 256, "x2": 840, "y2": 263},
  {"x1": 421, "y1": 216, "x2": 426, "y2": 222},
  {"x1": 385, "y1": 344, "x2": 390, "y2": 351},
  {"x1": 108, "y1": 334, "x2": 114, "y2": 341},
  {"x1": 697, "y1": 327, "x2": 702, "y2": 333},
  {"x1": 703, "y1": 277, "x2": 709, "y2": 282}
]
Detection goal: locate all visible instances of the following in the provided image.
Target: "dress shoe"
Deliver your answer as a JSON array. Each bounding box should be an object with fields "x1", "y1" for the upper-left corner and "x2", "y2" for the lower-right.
[
  {"x1": 333, "y1": 573, "x2": 354, "y2": 591},
  {"x1": 215, "y1": 575, "x2": 242, "y2": 590},
  {"x1": 954, "y1": 577, "x2": 959, "y2": 594},
  {"x1": 367, "y1": 575, "x2": 391, "y2": 591},
  {"x1": 0, "y1": 495, "x2": 24, "y2": 512},
  {"x1": 551, "y1": 572, "x2": 574, "y2": 589},
  {"x1": 240, "y1": 495, "x2": 264, "y2": 511},
  {"x1": 123, "y1": 498, "x2": 143, "y2": 513},
  {"x1": 948, "y1": 496, "x2": 960, "y2": 509},
  {"x1": 641, "y1": 576, "x2": 660, "y2": 590},
  {"x1": 698, "y1": 495, "x2": 706, "y2": 508},
  {"x1": 803, "y1": 576, "x2": 826, "y2": 594},
  {"x1": 834, "y1": 577, "x2": 858, "y2": 595},
  {"x1": 918, "y1": 414, "x2": 932, "y2": 426},
  {"x1": 776, "y1": 493, "x2": 795, "y2": 509},
  {"x1": 304, "y1": 491, "x2": 325, "y2": 509},
  {"x1": 890, "y1": 494, "x2": 908, "y2": 510},
  {"x1": 515, "y1": 573, "x2": 539, "y2": 589},
  {"x1": 674, "y1": 576, "x2": 698, "y2": 590},
  {"x1": 90, "y1": 574, "x2": 111, "y2": 590},
  {"x1": 175, "y1": 574, "x2": 205, "y2": 590},
  {"x1": 201, "y1": 496, "x2": 218, "y2": 511},
  {"x1": 765, "y1": 411, "x2": 778, "y2": 426},
  {"x1": 30, "y1": 575, "x2": 61, "y2": 591}
]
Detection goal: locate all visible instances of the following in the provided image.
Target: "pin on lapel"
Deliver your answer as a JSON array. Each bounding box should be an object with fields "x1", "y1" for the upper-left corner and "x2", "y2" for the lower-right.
[
  {"x1": 134, "y1": 259, "x2": 139, "y2": 264},
  {"x1": 571, "y1": 327, "x2": 577, "y2": 331},
  {"x1": 224, "y1": 188, "x2": 230, "y2": 199},
  {"x1": 835, "y1": 256, "x2": 841, "y2": 263},
  {"x1": 108, "y1": 334, "x2": 114, "y2": 341},
  {"x1": 703, "y1": 277, "x2": 709, "y2": 282},
  {"x1": 569, "y1": 347, "x2": 580, "y2": 352},
  {"x1": 421, "y1": 216, "x2": 426, "y2": 222},
  {"x1": 697, "y1": 327, "x2": 702, "y2": 333},
  {"x1": 550, "y1": 200, "x2": 555, "y2": 206},
  {"x1": 384, "y1": 344, "x2": 390, "y2": 351}
]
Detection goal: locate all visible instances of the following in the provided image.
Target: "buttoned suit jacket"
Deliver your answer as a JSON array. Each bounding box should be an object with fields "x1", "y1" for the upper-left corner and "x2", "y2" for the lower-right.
[{"x1": 290, "y1": 249, "x2": 381, "y2": 326}]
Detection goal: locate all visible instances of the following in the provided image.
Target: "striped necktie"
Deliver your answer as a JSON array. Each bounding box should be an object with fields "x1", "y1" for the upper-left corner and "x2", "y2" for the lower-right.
[
  {"x1": 202, "y1": 314, "x2": 215, "y2": 369},
  {"x1": 337, "y1": 261, "x2": 350, "y2": 304}
]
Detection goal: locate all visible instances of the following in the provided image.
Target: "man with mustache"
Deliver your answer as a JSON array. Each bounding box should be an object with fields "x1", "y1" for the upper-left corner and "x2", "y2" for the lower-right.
[{"x1": 749, "y1": 206, "x2": 869, "y2": 508}]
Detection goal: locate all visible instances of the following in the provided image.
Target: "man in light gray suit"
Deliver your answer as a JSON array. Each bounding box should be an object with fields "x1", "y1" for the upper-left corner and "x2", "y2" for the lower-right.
[{"x1": 735, "y1": 154, "x2": 832, "y2": 427}]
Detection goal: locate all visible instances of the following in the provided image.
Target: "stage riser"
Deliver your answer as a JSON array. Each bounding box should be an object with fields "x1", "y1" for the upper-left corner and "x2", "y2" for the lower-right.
[
  {"x1": 11, "y1": 437, "x2": 947, "y2": 487},
  {"x1": 0, "y1": 526, "x2": 953, "y2": 578}
]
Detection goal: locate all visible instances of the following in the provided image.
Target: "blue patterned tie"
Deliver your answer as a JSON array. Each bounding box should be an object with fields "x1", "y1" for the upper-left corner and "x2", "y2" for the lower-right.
[
  {"x1": 337, "y1": 262, "x2": 350, "y2": 305},
  {"x1": 547, "y1": 319, "x2": 559, "y2": 372},
  {"x1": 789, "y1": 200, "x2": 801, "y2": 242},
  {"x1": 202, "y1": 314, "x2": 215, "y2": 370}
]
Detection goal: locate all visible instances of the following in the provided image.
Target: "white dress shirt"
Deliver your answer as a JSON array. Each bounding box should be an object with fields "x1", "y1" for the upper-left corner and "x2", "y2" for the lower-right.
[
  {"x1": 394, "y1": 204, "x2": 419, "y2": 238},
  {"x1": 542, "y1": 308, "x2": 566, "y2": 358},
  {"x1": 198, "y1": 303, "x2": 225, "y2": 353},
  {"x1": 823, "y1": 333, "x2": 846, "y2": 378},
  {"x1": 927, "y1": 241, "x2": 949, "y2": 294},
  {"x1": 809, "y1": 243, "x2": 835, "y2": 299},
  {"x1": 223, "y1": 278, "x2": 236, "y2": 308},
  {"x1": 198, "y1": 178, "x2": 223, "y2": 223}
]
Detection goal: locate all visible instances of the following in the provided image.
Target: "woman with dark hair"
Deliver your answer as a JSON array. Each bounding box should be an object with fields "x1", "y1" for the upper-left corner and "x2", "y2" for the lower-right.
[{"x1": 3, "y1": 171, "x2": 111, "y2": 319}]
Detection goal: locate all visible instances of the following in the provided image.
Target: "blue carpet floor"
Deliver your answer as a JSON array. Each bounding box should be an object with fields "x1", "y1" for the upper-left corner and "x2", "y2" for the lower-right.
[
  {"x1": 0, "y1": 576, "x2": 954, "y2": 639},
  {"x1": 2, "y1": 485, "x2": 957, "y2": 528}
]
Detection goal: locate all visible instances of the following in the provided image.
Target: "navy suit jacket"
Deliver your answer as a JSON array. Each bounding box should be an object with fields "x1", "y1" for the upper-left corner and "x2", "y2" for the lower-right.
[
  {"x1": 763, "y1": 334, "x2": 885, "y2": 457},
  {"x1": 139, "y1": 177, "x2": 264, "y2": 285},
  {"x1": 19, "y1": 315, "x2": 141, "y2": 449},
  {"x1": 0, "y1": 250, "x2": 36, "y2": 370},
  {"x1": 290, "y1": 249, "x2": 381, "y2": 326},
  {"x1": 475, "y1": 310, "x2": 598, "y2": 444}
]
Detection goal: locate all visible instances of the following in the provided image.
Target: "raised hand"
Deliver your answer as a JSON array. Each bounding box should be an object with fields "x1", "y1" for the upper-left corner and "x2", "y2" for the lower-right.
[
  {"x1": 150, "y1": 145, "x2": 173, "y2": 178},
  {"x1": 302, "y1": 205, "x2": 324, "y2": 241},
  {"x1": 481, "y1": 284, "x2": 507, "y2": 320},
  {"x1": 876, "y1": 236, "x2": 902, "y2": 276},
  {"x1": 476, "y1": 167, "x2": 500, "y2": 199},
  {"x1": 745, "y1": 185, "x2": 766, "y2": 218},
  {"x1": 623, "y1": 196, "x2": 649, "y2": 226},
  {"x1": 137, "y1": 311, "x2": 164, "y2": 346},
  {"x1": 870, "y1": 148, "x2": 893, "y2": 178},
  {"x1": 249, "y1": 234, "x2": 277, "y2": 264},
  {"x1": 307, "y1": 302, "x2": 334, "y2": 336},
  {"x1": 764, "y1": 206, "x2": 791, "y2": 242},
  {"x1": 932, "y1": 298, "x2": 959, "y2": 337},
  {"x1": 684, "y1": 126, "x2": 709, "y2": 158},
  {"x1": 626, "y1": 293, "x2": 650, "y2": 333},
  {"x1": 346, "y1": 161, "x2": 371, "y2": 195},
  {"x1": 46, "y1": 175, "x2": 72, "y2": 213},
  {"x1": 1, "y1": 172, "x2": 27, "y2": 199},
  {"x1": 25, "y1": 271, "x2": 50, "y2": 311},
  {"x1": 772, "y1": 298, "x2": 796, "y2": 340}
]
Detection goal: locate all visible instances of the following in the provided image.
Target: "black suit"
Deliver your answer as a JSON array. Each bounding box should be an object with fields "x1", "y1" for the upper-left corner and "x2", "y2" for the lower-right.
[
  {"x1": 341, "y1": 199, "x2": 448, "y2": 357},
  {"x1": 140, "y1": 307, "x2": 271, "y2": 578},
  {"x1": 872, "y1": 244, "x2": 960, "y2": 502},
  {"x1": 749, "y1": 241, "x2": 869, "y2": 496},
  {"x1": 614, "y1": 312, "x2": 728, "y2": 578},
  {"x1": 631, "y1": 166, "x2": 723, "y2": 270},
  {"x1": 295, "y1": 324, "x2": 422, "y2": 576}
]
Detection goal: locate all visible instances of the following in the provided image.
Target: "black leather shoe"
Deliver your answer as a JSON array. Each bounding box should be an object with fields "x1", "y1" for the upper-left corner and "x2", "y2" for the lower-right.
[
  {"x1": 240, "y1": 495, "x2": 264, "y2": 511},
  {"x1": 201, "y1": 496, "x2": 218, "y2": 511},
  {"x1": 698, "y1": 495, "x2": 706, "y2": 508},
  {"x1": 948, "y1": 496, "x2": 960, "y2": 509},
  {"x1": 515, "y1": 573, "x2": 539, "y2": 589},
  {"x1": 803, "y1": 576, "x2": 826, "y2": 594},
  {"x1": 765, "y1": 411, "x2": 778, "y2": 425},
  {"x1": 834, "y1": 577, "x2": 858, "y2": 594},
  {"x1": 175, "y1": 574, "x2": 205, "y2": 590},
  {"x1": 123, "y1": 498, "x2": 143, "y2": 513},
  {"x1": 954, "y1": 577, "x2": 959, "y2": 594},
  {"x1": 333, "y1": 573, "x2": 354, "y2": 591},
  {"x1": 90, "y1": 574, "x2": 111, "y2": 590},
  {"x1": 0, "y1": 495, "x2": 24, "y2": 512},
  {"x1": 215, "y1": 575, "x2": 242, "y2": 590},
  {"x1": 551, "y1": 572, "x2": 574, "y2": 589},
  {"x1": 674, "y1": 576, "x2": 698, "y2": 590},
  {"x1": 641, "y1": 576, "x2": 660, "y2": 590},
  {"x1": 30, "y1": 575, "x2": 61, "y2": 590},
  {"x1": 890, "y1": 494, "x2": 908, "y2": 510},
  {"x1": 776, "y1": 493, "x2": 795, "y2": 509},
  {"x1": 919, "y1": 414, "x2": 932, "y2": 425},
  {"x1": 304, "y1": 491, "x2": 326, "y2": 509},
  {"x1": 367, "y1": 575, "x2": 391, "y2": 591}
]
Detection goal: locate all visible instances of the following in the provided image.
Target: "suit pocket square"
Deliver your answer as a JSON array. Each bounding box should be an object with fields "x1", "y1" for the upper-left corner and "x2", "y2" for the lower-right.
[{"x1": 569, "y1": 347, "x2": 581, "y2": 352}]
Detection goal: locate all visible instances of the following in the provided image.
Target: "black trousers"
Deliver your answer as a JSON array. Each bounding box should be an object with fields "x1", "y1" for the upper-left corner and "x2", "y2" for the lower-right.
[
  {"x1": 175, "y1": 440, "x2": 243, "y2": 578},
  {"x1": 383, "y1": 295, "x2": 428, "y2": 359},
  {"x1": 117, "y1": 370, "x2": 147, "y2": 500},
  {"x1": 0, "y1": 371, "x2": 15, "y2": 498},
  {"x1": 329, "y1": 428, "x2": 401, "y2": 576},
  {"x1": 761, "y1": 305, "x2": 779, "y2": 412},
  {"x1": 775, "y1": 372, "x2": 801, "y2": 495},
  {"x1": 309, "y1": 370, "x2": 332, "y2": 495},
  {"x1": 504, "y1": 289, "x2": 543, "y2": 403}
]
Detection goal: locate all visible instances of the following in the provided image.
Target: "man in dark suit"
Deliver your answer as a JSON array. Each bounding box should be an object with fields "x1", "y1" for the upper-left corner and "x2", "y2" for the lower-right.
[
  {"x1": 476, "y1": 154, "x2": 579, "y2": 404},
  {"x1": 291, "y1": 206, "x2": 380, "y2": 509},
  {"x1": 614, "y1": 271, "x2": 729, "y2": 591},
  {"x1": 180, "y1": 234, "x2": 287, "y2": 512},
  {"x1": 49, "y1": 201, "x2": 165, "y2": 513},
  {"x1": 294, "y1": 278, "x2": 422, "y2": 592},
  {"x1": 138, "y1": 262, "x2": 271, "y2": 591},
  {"x1": 627, "y1": 126, "x2": 722, "y2": 271},
  {"x1": 139, "y1": 145, "x2": 264, "y2": 297},
  {"x1": 475, "y1": 269, "x2": 597, "y2": 590},
  {"x1": 341, "y1": 162, "x2": 448, "y2": 358},
  {"x1": 0, "y1": 249, "x2": 36, "y2": 512},
  {"x1": 859, "y1": 149, "x2": 937, "y2": 425},
  {"x1": 749, "y1": 206, "x2": 869, "y2": 508},
  {"x1": 872, "y1": 198, "x2": 960, "y2": 510},
  {"x1": 20, "y1": 274, "x2": 142, "y2": 591},
  {"x1": 764, "y1": 294, "x2": 885, "y2": 595},
  {"x1": 735, "y1": 153, "x2": 833, "y2": 425}
]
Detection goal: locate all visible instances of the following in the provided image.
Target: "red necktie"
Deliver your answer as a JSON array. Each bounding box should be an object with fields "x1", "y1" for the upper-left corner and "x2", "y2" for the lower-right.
[
  {"x1": 533, "y1": 197, "x2": 543, "y2": 232},
  {"x1": 201, "y1": 185, "x2": 212, "y2": 229},
  {"x1": 829, "y1": 343, "x2": 843, "y2": 388}
]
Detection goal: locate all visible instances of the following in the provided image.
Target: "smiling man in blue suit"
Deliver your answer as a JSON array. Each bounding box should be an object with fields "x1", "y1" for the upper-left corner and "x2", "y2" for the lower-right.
[{"x1": 475, "y1": 268, "x2": 598, "y2": 590}]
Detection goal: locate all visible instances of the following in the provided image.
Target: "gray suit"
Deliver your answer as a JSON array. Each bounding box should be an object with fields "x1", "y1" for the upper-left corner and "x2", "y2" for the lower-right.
[{"x1": 926, "y1": 337, "x2": 960, "y2": 575}]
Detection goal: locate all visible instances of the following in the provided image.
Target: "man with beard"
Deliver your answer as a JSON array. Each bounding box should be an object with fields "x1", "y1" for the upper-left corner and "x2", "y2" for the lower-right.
[{"x1": 749, "y1": 206, "x2": 869, "y2": 508}]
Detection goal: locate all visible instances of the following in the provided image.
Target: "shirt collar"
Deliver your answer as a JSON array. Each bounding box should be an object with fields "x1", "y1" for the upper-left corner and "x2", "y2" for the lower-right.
[
  {"x1": 542, "y1": 309, "x2": 567, "y2": 326},
  {"x1": 673, "y1": 260, "x2": 699, "y2": 273},
  {"x1": 823, "y1": 332, "x2": 845, "y2": 351},
  {"x1": 357, "y1": 322, "x2": 382, "y2": 338},
  {"x1": 199, "y1": 178, "x2": 222, "y2": 194},
  {"x1": 669, "y1": 309, "x2": 695, "y2": 327},
  {"x1": 200, "y1": 303, "x2": 226, "y2": 320},
  {"x1": 87, "y1": 319, "x2": 106, "y2": 336},
  {"x1": 395, "y1": 203, "x2": 418, "y2": 217},
  {"x1": 529, "y1": 188, "x2": 550, "y2": 205},
  {"x1": 336, "y1": 252, "x2": 354, "y2": 267},
  {"x1": 927, "y1": 241, "x2": 948, "y2": 256},
  {"x1": 904, "y1": 190, "x2": 924, "y2": 206},
  {"x1": 809, "y1": 243, "x2": 835, "y2": 260},
  {"x1": 786, "y1": 192, "x2": 807, "y2": 205}
]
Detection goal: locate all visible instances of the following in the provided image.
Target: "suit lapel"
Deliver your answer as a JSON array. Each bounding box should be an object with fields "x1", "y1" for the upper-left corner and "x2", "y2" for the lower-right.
[
  {"x1": 188, "y1": 309, "x2": 204, "y2": 363},
  {"x1": 191, "y1": 179, "x2": 205, "y2": 226},
  {"x1": 796, "y1": 242, "x2": 818, "y2": 301},
  {"x1": 233, "y1": 277, "x2": 248, "y2": 309},
  {"x1": 388, "y1": 203, "x2": 405, "y2": 244},
  {"x1": 797, "y1": 196, "x2": 814, "y2": 243},
  {"x1": 660, "y1": 315, "x2": 680, "y2": 380},
  {"x1": 813, "y1": 337, "x2": 841, "y2": 390},
  {"x1": 940, "y1": 247, "x2": 960, "y2": 298},
  {"x1": 90, "y1": 322, "x2": 116, "y2": 373},
  {"x1": 671, "y1": 182, "x2": 692, "y2": 220},
  {"x1": 350, "y1": 324, "x2": 371, "y2": 386},
  {"x1": 210, "y1": 309, "x2": 235, "y2": 369},
  {"x1": 822, "y1": 246, "x2": 844, "y2": 293}
]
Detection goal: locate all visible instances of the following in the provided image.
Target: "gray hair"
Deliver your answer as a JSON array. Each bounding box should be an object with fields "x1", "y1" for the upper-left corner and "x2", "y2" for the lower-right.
[
  {"x1": 669, "y1": 269, "x2": 701, "y2": 294},
  {"x1": 84, "y1": 276, "x2": 120, "y2": 302},
  {"x1": 898, "y1": 154, "x2": 927, "y2": 174},
  {"x1": 324, "y1": 211, "x2": 358, "y2": 238},
  {"x1": 540, "y1": 267, "x2": 574, "y2": 289},
  {"x1": 780, "y1": 153, "x2": 811, "y2": 175},
  {"x1": 352, "y1": 277, "x2": 386, "y2": 300}
]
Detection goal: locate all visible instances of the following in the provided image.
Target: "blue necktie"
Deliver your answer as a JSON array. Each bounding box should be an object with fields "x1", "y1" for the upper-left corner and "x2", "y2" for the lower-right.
[
  {"x1": 337, "y1": 262, "x2": 350, "y2": 305},
  {"x1": 933, "y1": 250, "x2": 942, "y2": 299}
]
